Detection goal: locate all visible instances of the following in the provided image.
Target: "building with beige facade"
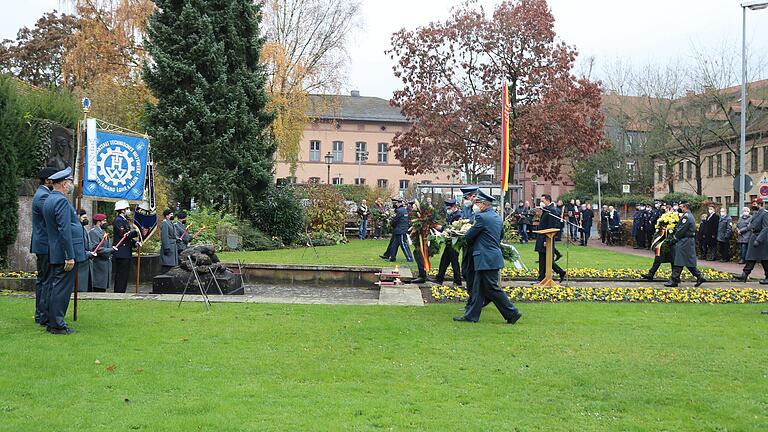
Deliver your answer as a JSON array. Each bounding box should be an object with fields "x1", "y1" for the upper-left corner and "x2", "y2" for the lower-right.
[{"x1": 274, "y1": 92, "x2": 455, "y2": 193}]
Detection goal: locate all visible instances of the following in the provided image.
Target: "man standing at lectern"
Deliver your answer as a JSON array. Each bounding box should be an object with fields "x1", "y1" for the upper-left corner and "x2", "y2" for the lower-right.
[{"x1": 536, "y1": 194, "x2": 566, "y2": 283}]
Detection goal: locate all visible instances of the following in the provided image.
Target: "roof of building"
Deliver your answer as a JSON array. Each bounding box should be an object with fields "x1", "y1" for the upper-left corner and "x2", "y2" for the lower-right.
[{"x1": 307, "y1": 93, "x2": 409, "y2": 123}]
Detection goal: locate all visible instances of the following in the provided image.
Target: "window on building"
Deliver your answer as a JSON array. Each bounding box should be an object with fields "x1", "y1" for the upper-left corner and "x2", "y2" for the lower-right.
[
  {"x1": 751, "y1": 148, "x2": 758, "y2": 172},
  {"x1": 657, "y1": 165, "x2": 665, "y2": 183},
  {"x1": 686, "y1": 161, "x2": 692, "y2": 180},
  {"x1": 627, "y1": 161, "x2": 636, "y2": 181},
  {"x1": 308, "y1": 177, "x2": 320, "y2": 184},
  {"x1": 355, "y1": 141, "x2": 368, "y2": 163},
  {"x1": 707, "y1": 156, "x2": 713, "y2": 177},
  {"x1": 716, "y1": 154, "x2": 722, "y2": 177},
  {"x1": 285, "y1": 176, "x2": 297, "y2": 184},
  {"x1": 377, "y1": 179, "x2": 388, "y2": 188},
  {"x1": 309, "y1": 140, "x2": 320, "y2": 161},
  {"x1": 332, "y1": 177, "x2": 343, "y2": 185},
  {"x1": 715, "y1": 196, "x2": 722, "y2": 204},
  {"x1": 332, "y1": 141, "x2": 344, "y2": 162},
  {"x1": 726, "y1": 153, "x2": 732, "y2": 175},
  {"x1": 354, "y1": 178, "x2": 366, "y2": 185},
  {"x1": 399, "y1": 179, "x2": 410, "y2": 190},
  {"x1": 678, "y1": 161, "x2": 684, "y2": 181},
  {"x1": 377, "y1": 143, "x2": 388, "y2": 164}
]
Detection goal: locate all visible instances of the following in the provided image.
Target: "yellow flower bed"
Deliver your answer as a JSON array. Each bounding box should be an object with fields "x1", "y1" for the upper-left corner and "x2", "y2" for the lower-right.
[
  {"x1": 429, "y1": 267, "x2": 732, "y2": 281},
  {"x1": 0, "y1": 271, "x2": 36, "y2": 279},
  {"x1": 431, "y1": 285, "x2": 768, "y2": 304}
]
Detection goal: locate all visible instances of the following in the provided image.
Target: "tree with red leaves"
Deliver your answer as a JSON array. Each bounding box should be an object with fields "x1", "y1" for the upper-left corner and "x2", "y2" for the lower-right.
[{"x1": 387, "y1": 0, "x2": 605, "y2": 183}]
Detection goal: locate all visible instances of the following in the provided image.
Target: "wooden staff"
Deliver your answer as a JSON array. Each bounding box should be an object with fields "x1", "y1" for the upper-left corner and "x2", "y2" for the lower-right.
[
  {"x1": 92, "y1": 233, "x2": 108, "y2": 254},
  {"x1": 113, "y1": 232, "x2": 130, "y2": 250},
  {"x1": 177, "y1": 222, "x2": 191, "y2": 241},
  {"x1": 192, "y1": 225, "x2": 206, "y2": 238}
]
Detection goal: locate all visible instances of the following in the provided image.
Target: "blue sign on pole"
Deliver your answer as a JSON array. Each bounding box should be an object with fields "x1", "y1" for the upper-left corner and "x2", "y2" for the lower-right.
[{"x1": 83, "y1": 130, "x2": 150, "y2": 200}]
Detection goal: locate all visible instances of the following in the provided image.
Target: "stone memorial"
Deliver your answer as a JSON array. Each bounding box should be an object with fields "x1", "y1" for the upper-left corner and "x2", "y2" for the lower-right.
[{"x1": 152, "y1": 244, "x2": 243, "y2": 294}]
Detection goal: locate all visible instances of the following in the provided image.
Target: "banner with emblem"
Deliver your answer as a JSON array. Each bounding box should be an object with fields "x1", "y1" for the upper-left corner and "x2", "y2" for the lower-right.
[{"x1": 82, "y1": 130, "x2": 150, "y2": 200}]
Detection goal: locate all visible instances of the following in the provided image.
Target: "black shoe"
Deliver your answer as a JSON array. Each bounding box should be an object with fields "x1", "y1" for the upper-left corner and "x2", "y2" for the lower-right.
[
  {"x1": 559, "y1": 271, "x2": 566, "y2": 283},
  {"x1": 48, "y1": 326, "x2": 76, "y2": 335},
  {"x1": 388, "y1": 259, "x2": 396, "y2": 262},
  {"x1": 760, "y1": 279, "x2": 768, "y2": 285},
  {"x1": 37, "y1": 321, "x2": 47, "y2": 327},
  {"x1": 664, "y1": 281, "x2": 678, "y2": 287},
  {"x1": 506, "y1": 312, "x2": 523, "y2": 325},
  {"x1": 429, "y1": 276, "x2": 443, "y2": 284},
  {"x1": 379, "y1": 255, "x2": 390, "y2": 260},
  {"x1": 452, "y1": 281, "x2": 462, "y2": 287},
  {"x1": 694, "y1": 277, "x2": 706, "y2": 287},
  {"x1": 453, "y1": 316, "x2": 477, "y2": 323},
  {"x1": 410, "y1": 277, "x2": 426, "y2": 284},
  {"x1": 735, "y1": 273, "x2": 749, "y2": 282},
  {"x1": 640, "y1": 273, "x2": 654, "y2": 281}
]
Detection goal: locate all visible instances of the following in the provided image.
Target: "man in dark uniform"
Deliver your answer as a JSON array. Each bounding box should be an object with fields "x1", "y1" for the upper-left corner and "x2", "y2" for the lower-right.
[
  {"x1": 112, "y1": 200, "x2": 139, "y2": 293},
  {"x1": 88, "y1": 214, "x2": 113, "y2": 292},
  {"x1": 599, "y1": 205, "x2": 610, "y2": 244},
  {"x1": 175, "y1": 211, "x2": 191, "y2": 256},
  {"x1": 408, "y1": 199, "x2": 428, "y2": 283},
  {"x1": 160, "y1": 209, "x2": 178, "y2": 273},
  {"x1": 632, "y1": 204, "x2": 645, "y2": 249},
  {"x1": 459, "y1": 187, "x2": 479, "y2": 313},
  {"x1": 664, "y1": 202, "x2": 706, "y2": 287},
  {"x1": 536, "y1": 194, "x2": 566, "y2": 283},
  {"x1": 431, "y1": 199, "x2": 462, "y2": 286},
  {"x1": 30, "y1": 166, "x2": 58, "y2": 326},
  {"x1": 381, "y1": 197, "x2": 412, "y2": 262},
  {"x1": 454, "y1": 190, "x2": 522, "y2": 324},
  {"x1": 42, "y1": 167, "x2": 86, "y2": 334},
  {"x1": 76, "y1": 209, "x2": 93, "y2": 292},
  {"x1": 736, "y1": 198, "x2": 768, "y2": 283},
  {"x1": 580, "y1": 202, "x2": 594, "y2": 246}
]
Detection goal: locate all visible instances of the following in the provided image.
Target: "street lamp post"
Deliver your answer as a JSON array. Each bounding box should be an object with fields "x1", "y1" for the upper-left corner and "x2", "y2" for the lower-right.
[
  {"x1": 324, "y1": 151, "x2": 333, "y2": 184},
  {"x1": 740, "y1": 1, "x2": 768, "y2": 206}
]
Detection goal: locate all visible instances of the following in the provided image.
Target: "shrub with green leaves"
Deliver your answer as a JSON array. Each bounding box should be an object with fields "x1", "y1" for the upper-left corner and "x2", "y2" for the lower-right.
[
  {"x1": 302, "y1": 184, "x2": 345, "y2": 234},
  {"x1": 247, "y1": 185, "x2": 305, "y2": 245},
  {"x1": 238, "y1": 224, "x2": 284, "y2": 251}
]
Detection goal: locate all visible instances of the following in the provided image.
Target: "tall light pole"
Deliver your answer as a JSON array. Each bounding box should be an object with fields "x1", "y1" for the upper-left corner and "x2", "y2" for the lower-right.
[
  {"x1": 324, "y1": 151, "x2": 333, "y2": 184},
  {"x1": 740, "y1": 1, "x2": 768, "y2": 206}
]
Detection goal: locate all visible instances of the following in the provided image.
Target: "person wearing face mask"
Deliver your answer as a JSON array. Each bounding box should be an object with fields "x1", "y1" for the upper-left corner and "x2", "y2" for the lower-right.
[
  {"x1": 461, "y1": 189, "x2": 476, "y2": 222},
  {"x1": 715, "y1": 207, "x2": 733, "y2": 262},
  {"x1": 76, "y1": 209, "x2": 93, "y2": 292},
  {"x1": 42, "y1": 166, "x2": 87, "y2": 334},
  {"x1": 736, "y1": 198, "x2": 768, "y2": 283},
  {"x1": 701, "y1": 206, "x2": 719, "y2": 260},
  {"x1": 30, "y1": 166, "x2": 58, "y2": 327},
  {"x1": 160, "y1": 209, "x2": 179, "y2": 273},
  {"x1": 664, "y1": 202, "x2": 706, "y2": 288},
  {"x1": 431, "y1": 199, "x2": 462, "y2": 287},
  {"x1": 112, "y1": 200, "x2": 140, "y2": 293},
  {"x1": 459, "y1": 187, "x2": 479, "y2": 306},
  {"x1": 736, "y1": 207, "x2": 752, "y2": 264},
  {"x1": 88, "y1": 214, "x2": 114, "y2": 292}
]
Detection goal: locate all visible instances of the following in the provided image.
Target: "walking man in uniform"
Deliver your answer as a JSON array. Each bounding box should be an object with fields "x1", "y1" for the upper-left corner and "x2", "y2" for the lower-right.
[
  {"x1": 453, "y1": 191, "x2": 522, "y2": 324},
  {"x1": 380, "y1": 197, "x2": 412, "y2": 262},
  {"x1": 430, "y1": 199, "x2": 462, "y2": 286},
  {"x1": 42, "y1": 167, "x2": 86, "y2": 334},
  {"x1": 30, "y1": 166, "x2": 58, "y2": 326},
  {"x1": 664, "y1": 202, "x2": 706, "y2": 287},
  {"x1": 736, "y1": 198, "x2": 768, "y2": 283}
]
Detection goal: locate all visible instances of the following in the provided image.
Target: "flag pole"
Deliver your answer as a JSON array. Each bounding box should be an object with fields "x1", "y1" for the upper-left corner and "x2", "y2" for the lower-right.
[{"x1": 73, "y1": 98, "x2": 89, "y2": 321}]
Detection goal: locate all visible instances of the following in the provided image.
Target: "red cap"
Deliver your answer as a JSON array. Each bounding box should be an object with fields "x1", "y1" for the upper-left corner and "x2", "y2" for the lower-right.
[
  {"x1": 93, "y1": 213, "x2": 107, "y2": 221},
  {"x1": 754, "y1": 198, "x2": 764, "y2": 204}
]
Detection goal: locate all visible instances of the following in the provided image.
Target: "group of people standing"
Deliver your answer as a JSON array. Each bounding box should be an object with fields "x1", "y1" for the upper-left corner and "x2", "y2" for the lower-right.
[{"x1": 510, "y1": 199, "x2": 595, "y2": 246}]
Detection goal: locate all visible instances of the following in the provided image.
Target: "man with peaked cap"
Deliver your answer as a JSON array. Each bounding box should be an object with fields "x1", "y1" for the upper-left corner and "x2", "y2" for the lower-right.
[
  {"x1": 112, "y1": 200, "x2": 139, "y2": 293},
  {"x1": 431, "y1": 198, "x2": 462, "y2": 286},
  {"x1": 665, "y1": 201, "x2": 706, "y2": 287},
  {"x1": 458, "y1": 187, "x2": 479, "y2": 308},
  {"x1": 736, "y1": 198, "x2": 768, "y2": 283},
  {"x1": 88, "y1": 214, "x2": 113, "y2": 292},
  {"x1": 454, "y1": 190, "x2": 522, "y2": 324},
  {"x1": 386, "y1": 196, "x2": 413, "y2": 262},
  {"x1": 460, "y1": 186, "x2": 478, "y2": 222},
  {"x1": 160, "y1": 208, "x2": 178, "y2": 273},
  {"x1": 42, "y1": 166, "x2": 86, "y2": 334},
  {"x1": 30, "y1": 166, "x2": 58, "y2": 326}
]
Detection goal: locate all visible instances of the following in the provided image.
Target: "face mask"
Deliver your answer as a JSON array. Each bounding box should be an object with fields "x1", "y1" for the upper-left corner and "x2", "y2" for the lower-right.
[
  {"x1": 472, "y1": 204, "x2": 481, "y2": 213},
  {"x1": 81, "y1": 219, "x2": 89, "y2": 226},
  {"x1": 125, "y1": 209, "x2": 132, "y2": 216},
  {"x1": 463, "y1": 199, "x2": 472, "y2": 207},
  {"x1": 744, "y1": 211, "x2": 750, "y2": 216},
  {"x1": 752, "y1": 206, "x2": 759, "y2": 211},
  {"x1": 677, "y1": 208, "x2": 684, "y2": 213},
  {"x1": 720, "y1": 212, "x2": 727, "y2": 217},
  {"x1": 539, "y1": 202, "x2": 546, "y2": 209}
]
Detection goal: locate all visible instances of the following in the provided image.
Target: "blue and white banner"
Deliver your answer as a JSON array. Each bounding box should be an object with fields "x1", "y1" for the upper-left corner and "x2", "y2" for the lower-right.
[{"x1": 82, "y1": 130, "x2": 150, "y2": 200}]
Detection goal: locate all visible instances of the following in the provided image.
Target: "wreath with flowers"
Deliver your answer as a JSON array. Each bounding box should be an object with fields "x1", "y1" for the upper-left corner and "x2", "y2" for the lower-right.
[{"x1": 651, "y1": 211, "x2": 681, "y2": 257}]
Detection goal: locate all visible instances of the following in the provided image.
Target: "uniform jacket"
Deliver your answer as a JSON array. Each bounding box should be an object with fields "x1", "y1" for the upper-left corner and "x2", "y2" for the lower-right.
[
  {"x1": 717, "y1": 215, "x2": 733, "y2": 243},
  {"x1": 446, "y1": 208, "x2": 462, "y2": 224},
  {"x1": 112, "y1": 214, "x2": 137, "y2": 259},
  {"x1": 736, "y1": 214, "x2": 752, "y2": 244},
  {"x1": 745, "y1": 208, "x2": 768, "y2": 261},
  {"x1": 88, "y1": 225, "x2": 113, "y2": 289},
  {"x1": 43, "y1": 191, "x2": 87, "y2": 265},
  {"x1": 464, "y1": 208, "x2": 505, "y2": 271},
  {"x1": 175, "y1": 221, "x2": 191, "y2": 253},
  {"x1": 160, "y1": 219, "x2": 179, "y2": 267},
  {"x1": 30, "y1": 185, "x2": 51, "y2": 254},
  {"x1": 672, "y1": 210, "x2": 697, "y2": 267},
  {"x1": 461, "y1": 204, "x2": 475, "y2": 222},
  {"x1": 535, "y1": 204, "x2": 560, "y2": 253},
  {"x1": 391, "y1": 205, "x2": 409, "y2": 235}
]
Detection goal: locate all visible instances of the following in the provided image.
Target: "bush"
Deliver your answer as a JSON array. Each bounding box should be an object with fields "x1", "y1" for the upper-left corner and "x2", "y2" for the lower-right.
[
  {"x1": 299, "y1": 230, "x2": 347, "y2": 246},
  {"x1": 302, "y1": 184, "x2": 346, "y2": 234},
  {"x1": 557, "y1": 191, "x2": 594, "y2": 203},
  {"x1": 238, "y1": 224, "x2": 284, "y2": 251},
  {"x1": 247, "y1": 185, "x2": 305, "y2": 245},
  {"x1": 601, "y1": 195, "x2": 654, "y2": 207},
  {"x1": 185, "y1": 207, "x2": 240, "y2": 250},
  {"x1": 661, "y1": 192, "x2": 707, "y2": 210}
]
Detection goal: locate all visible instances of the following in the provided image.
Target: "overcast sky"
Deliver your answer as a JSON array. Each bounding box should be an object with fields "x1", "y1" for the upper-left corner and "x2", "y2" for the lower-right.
[{"x1": 3, "y1": 0, "x2": 767, "y2": 99}]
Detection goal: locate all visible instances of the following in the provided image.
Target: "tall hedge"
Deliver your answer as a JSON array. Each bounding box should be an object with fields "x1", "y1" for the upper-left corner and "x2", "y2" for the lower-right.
[{"x1": 0, "y1": 76, "x2": 22, "y2": 264}]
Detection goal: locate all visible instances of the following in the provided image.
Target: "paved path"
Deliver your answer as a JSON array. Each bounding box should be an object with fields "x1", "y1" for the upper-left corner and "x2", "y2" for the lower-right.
[{"x1": 589, "y1": 241, "x2": 746, "y2": 274}]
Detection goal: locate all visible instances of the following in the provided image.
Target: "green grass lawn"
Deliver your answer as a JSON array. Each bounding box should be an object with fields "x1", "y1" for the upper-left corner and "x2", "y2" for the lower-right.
[
  {"x1": 219, "y1": 239, "x2": 652, "y2": 270},
  {"x1": 1, "y1": 298, "x2": 766, "y2": 431}
]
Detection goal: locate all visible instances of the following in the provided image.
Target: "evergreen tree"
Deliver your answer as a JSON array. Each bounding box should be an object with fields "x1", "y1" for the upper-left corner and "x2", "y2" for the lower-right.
[
  {"x1": 0, "y1": 75, "x2": 21, "y2": 263},
  {"x1": 143, "y1": 0, "x2": 275, "y2": 213}
]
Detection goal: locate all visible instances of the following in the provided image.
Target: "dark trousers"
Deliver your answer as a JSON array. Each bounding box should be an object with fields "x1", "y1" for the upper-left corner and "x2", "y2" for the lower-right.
[
  {"x1": 646, "y1": 256, "x2": 672, "y2": 277},
  {"x1": 435, "y1": 246, "x2": 461, "y2": 284},
  {"x1": 47, "y1": 263, "x2": 75, "y2": 329},
  {"x1": 113, "y1": 257, "x2": 132, "y2": 293},
  {"x1": 742, "y1": 260, "x2": 768, "y2": 278},
  {"x1": 580, "y1": 224, "x2": 592, "y2": 245},
  {"x1": 386, "y1": 234, "x2": 413, "y2": 262},
  {"x1": 413, "y1": 244, "x2": 426, "y2": 279},
  {"x1": 717, "y1": 241, "x2": 730, "y2": 261},
  {"x1": 35, "y1": 253, "x2": 51, "y2": 325},
  {"x1": 464, "y1": 269, "x2": 519, "y2": 322},
  {"x1": 537, "y1": 251, "x2": 564, "y2": 281},
  {"x1": 670, "y1": 265, "x2": 702, "y2": 283},
  {"x1": 635, "y1": 233, "x2": 646, "y2": 248}
]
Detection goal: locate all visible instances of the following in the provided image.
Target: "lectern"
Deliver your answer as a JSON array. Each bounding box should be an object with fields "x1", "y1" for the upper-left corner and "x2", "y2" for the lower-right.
[{"x1": 532, "y1": 228, "x2": 561, "y2": 287}]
